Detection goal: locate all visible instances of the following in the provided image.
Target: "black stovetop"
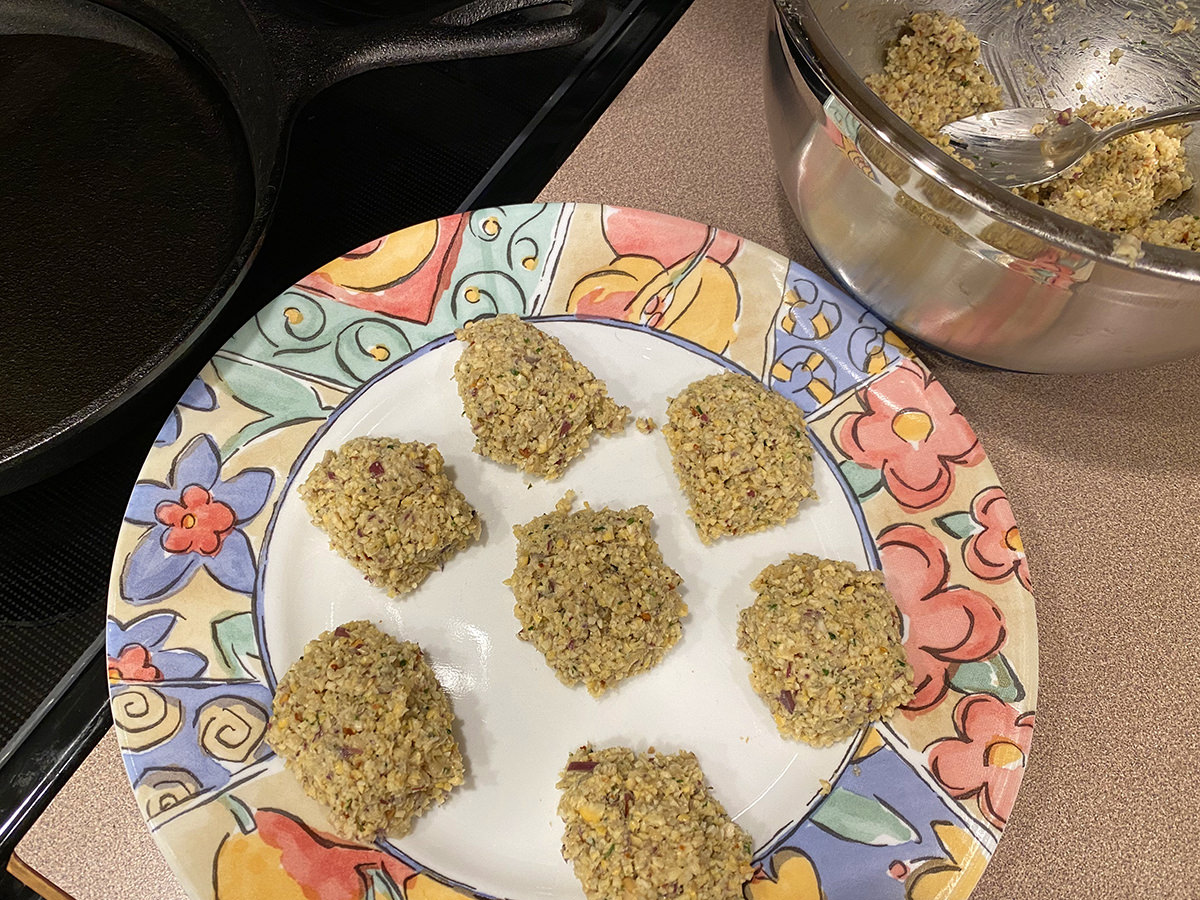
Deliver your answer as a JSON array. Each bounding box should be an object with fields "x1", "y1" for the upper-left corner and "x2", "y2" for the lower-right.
[{"x1": 0, "y1": 1, "x2": 689, "y2": 892}]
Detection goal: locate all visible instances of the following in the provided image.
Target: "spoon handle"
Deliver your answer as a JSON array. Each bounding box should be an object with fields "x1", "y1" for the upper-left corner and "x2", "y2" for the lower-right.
[{"x1": 1094, "y1": 103, "x2": 1200, "y2": 143}]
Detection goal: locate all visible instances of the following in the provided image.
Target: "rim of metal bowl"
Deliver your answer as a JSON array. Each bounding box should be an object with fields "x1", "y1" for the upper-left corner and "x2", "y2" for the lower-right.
[{"x1": 774, "y1": 0, "x2": 1200, "y2": 285}]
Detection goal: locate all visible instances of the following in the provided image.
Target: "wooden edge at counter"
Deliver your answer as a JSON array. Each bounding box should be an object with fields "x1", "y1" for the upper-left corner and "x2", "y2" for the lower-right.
[{"x1": 9, "y1": 850, "x2": 73, "y2": 900}]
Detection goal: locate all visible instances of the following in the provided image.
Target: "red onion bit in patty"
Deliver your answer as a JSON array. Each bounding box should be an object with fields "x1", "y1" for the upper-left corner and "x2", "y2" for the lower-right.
[
  {"x1": 778, "y1": 689, "x2": 796, "y2": 713},
  {"x1": 566, "y1": 760, "x2": 598, "y2": 772}
]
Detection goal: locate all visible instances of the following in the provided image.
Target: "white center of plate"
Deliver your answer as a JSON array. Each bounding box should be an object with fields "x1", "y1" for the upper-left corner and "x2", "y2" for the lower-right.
[{"x1": 259, "y1": 319, "x2": 870, "y2": 900}]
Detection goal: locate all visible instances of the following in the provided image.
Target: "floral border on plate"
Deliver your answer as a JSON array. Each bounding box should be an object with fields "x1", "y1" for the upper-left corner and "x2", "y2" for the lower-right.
[{"x1": 106, "y1": 202, "x2": 1037, "y2": 900}]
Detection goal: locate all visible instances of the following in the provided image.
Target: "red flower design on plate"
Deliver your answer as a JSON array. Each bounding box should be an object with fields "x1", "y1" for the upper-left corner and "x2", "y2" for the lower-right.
[
  {"x1": 965, "y1": 487, "x2": 1031, "y2": 591},
  {"x1": 927, "y1": 692, "x2": 1035, "y2": 828},
  {"x1": 156, "y1": 485, "x2": 235, "y2": 556},
  {"x1": 837, "y1": 361, "x2": 984, "y2": 511},
  {"x1": 106, "y1": 644, "x2": 162, "y2": 682},
  {"x1": 878, "y1": 523, "x2": 1006, "y2": 711}
]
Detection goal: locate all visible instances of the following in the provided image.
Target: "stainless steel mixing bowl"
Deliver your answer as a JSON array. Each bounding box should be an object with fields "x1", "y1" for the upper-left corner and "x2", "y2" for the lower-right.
[{"x1": 765, "y1": 0, "x2": 1200, "y2": 372}]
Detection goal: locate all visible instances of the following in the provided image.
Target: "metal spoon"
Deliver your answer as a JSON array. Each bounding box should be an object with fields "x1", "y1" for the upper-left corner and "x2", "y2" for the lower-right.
[{"x1": 939, "y1": 104, "x2": 1200, "y2": 188}]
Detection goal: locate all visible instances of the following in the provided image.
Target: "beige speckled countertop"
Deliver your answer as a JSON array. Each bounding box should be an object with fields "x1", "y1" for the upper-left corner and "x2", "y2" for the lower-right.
[{"x1": 12, "y1": 0, "x2": 1200, "y2": 897}]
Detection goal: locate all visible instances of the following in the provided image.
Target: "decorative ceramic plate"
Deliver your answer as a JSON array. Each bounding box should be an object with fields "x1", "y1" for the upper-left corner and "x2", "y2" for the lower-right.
[{"x1": 106, "y1": 203, "x2": 1037, "y2": 900}]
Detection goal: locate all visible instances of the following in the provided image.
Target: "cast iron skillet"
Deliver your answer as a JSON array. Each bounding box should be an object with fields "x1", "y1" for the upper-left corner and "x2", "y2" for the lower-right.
[{"x1": 0, "y1": 0, "x2": 600, "y2": 493}]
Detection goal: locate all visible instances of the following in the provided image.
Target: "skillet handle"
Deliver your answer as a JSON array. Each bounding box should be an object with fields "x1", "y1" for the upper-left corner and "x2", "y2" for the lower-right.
[{"x1": 244, "y1": 0, "x2": 607, "y2": 112}]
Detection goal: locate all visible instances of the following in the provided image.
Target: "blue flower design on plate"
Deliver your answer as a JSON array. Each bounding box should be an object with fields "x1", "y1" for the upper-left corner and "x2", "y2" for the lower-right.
[
  {"x1": 106, "y1": 611, "x2": 208, "y2": 682},
  {"x1": 155, "y1": 378, "x2": 218, "y2": 447},
  {"x1": 120, "y1": 434, "x2": 274, "y2": 605}
]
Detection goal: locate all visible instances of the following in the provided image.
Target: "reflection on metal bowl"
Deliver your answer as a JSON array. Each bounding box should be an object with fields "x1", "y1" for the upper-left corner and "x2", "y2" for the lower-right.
[{"x1": 765, "y1": 0, "x2": 1200, "y2": 373}]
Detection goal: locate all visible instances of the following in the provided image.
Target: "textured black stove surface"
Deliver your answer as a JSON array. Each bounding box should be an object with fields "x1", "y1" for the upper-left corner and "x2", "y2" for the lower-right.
[{"x1": 0, "y1": 0, "x2": 689, "y2": 887}]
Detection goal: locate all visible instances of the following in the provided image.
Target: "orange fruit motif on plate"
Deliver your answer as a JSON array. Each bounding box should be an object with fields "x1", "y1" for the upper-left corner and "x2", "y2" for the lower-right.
[
  {"x1": 213, "y1": 801, "x2": 416, "y2": 900},
  {"x1": 568, "y1": 255, "x2": 738, "y2": 353},
  {"x1": 317, "y1": 222, "x2": 440, "y2": 292}
]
